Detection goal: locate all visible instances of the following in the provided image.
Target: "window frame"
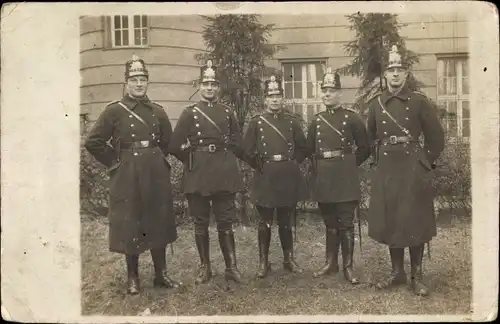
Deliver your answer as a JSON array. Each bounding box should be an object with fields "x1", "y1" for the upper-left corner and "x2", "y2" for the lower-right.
[
  {"x1": 108, "y1": 15, "x2": 150, "y2": 49},
  {"x1": 280, "y1": 59, "x2": 327, "y2": 123},
  {"x1": 436, "y1": 54, "x2": 470, "y2": 142}
]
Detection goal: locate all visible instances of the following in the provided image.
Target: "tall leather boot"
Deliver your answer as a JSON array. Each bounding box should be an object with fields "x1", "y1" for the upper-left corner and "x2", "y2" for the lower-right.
[
  {"x1": 279, "y1": 226, "x2": 303, "y2": 273},
  {"x1": 218, "y1": 229, "x2": 244, "y2": 283},
  {"x1": 410, "y1": 244, "x2": 429, "y2": 296},
  {"x1": 339, "y1": 228, "x2": 360, "y2": 284},
  {"x1": 194, "y1": 230, "x2": 212, "y2": 284},
  {"x1": 375, "y1": 247, "x2": 407, "y2": 289},
  {"x1": 125, "y1": 254, "x2": 140, "y2": 295},
  {"x1": 151, "y1": 247, "x2": 182, "y2": 289},
  {"x1": 256, "y1": 224, "x2": 272, "y2": 278},
  {"x1": 313, "y1": 228, "x2": 340, "y2": 278}
]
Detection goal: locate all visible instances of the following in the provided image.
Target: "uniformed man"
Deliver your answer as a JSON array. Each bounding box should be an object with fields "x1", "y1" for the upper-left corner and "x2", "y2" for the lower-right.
[
  {"x1": 366, "y1": 45, "x2": 445, "y2": 296},
  {"x1": 306, "y1": 68, "x2": 370, "y2": 284},
  {"x1": 242, "y1": 75, "x2": 308, "y2": 278},
  {"x1": 169, "y1": 60, "x2": 246, "y2": 285},
  {"x1": 85, "y1": 55, "x2": 182, "y2": 295}
]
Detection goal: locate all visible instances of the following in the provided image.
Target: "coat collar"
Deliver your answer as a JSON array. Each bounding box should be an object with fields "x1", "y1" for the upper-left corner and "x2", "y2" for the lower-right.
[
  {"x1": 326, "y1": 105, "x2": 342, "y2": 114},
  {"x1": 265, "y1": 108, "x2": 284, "y2": 119},
  {"x1": 121, "y1": 94, "x2": 154, "y2": 110},
  {"x1": 381, "y1": 85, "x2": 412, "y2": 103},
  {"x1": 199, "y1": 98, "x2": 218, "y2": 108}
]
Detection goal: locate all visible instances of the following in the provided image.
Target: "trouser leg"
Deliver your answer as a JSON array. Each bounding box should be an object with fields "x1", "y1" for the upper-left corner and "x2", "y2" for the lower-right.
[
  {"x1": 125, "y1": 254, "x2": 140, "y2": 295},
  {"x1": 255, "y1": 206, "x2": 273, "y2": 278},
  {"x1": 410, "y1": 243, "x2": 429, "y2": 296},
  {"x1": 151, "y1": 247, "x2": 182, "y2": 288},
  {"x1": 313, "y1": 202, "x2": 340, "y2": 277},
  {"x1": 277, "y1": 207, "x2": 303, "y2": 274},
  {"x1": 186, "y1": 194, "x2": 212, "y2": 284}
]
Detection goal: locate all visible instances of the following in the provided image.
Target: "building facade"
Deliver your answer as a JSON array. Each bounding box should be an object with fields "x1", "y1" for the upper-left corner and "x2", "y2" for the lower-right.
[{"x1": 80, "y1": 13, "x2": 469, "y2": 139}]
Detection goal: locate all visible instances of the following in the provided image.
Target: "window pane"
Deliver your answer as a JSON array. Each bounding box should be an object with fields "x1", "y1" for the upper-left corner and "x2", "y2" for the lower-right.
[
  {"x1": 114, "y1": 30, "x2": 121, "y2": 46},
  {"x1": 134, "y1": 28, "x2": 141, "y2": 45},
  {"x1": 462, "y1": 119, "x2": 470, "y2": 137},
  {"x1": 284, "y1": 82, "x2": 293, "y2": 99},
  {"x1": 114, "y1": 15, "x2": 121, "y2": 29},
  {"x1": 461, "y1": 60, "x2": 468, "y2": 77},
  {"x1": 447, "y1": 101, "x2": 457, "y2": 136},
  {"x1": 142, "y1": 15, "x2": 148, "y2": 27},
  {"x1": 446, "y1": 60, "x2": 457, "y2": 77},
  {"x1": 307, "y1": 82, "x2": 313, "y2": 98},
  {"x1": 462, "y1": 100, "x2": 469, "y2": 118},
  {"x1": 438, "y1": 77, "x2": 445, "y2": 96},
  {"x1": 293, "y1": 82, "x2": 302, "y2": 99},
  {"x1": 315, "y1": 63, "x2": 324, "y2": 80},
  {"x1": 283, "y1": 64, "x2": 293, "y2": 82},
  {"x1": 142, "y1": 28, "x2": 148, "y2": 45},
  {"x1": 446, "y1": 77, "x2": 457, "y2": 95},
  {"x1": 462, "y1": 77, "x2": 469, "y2": 94},
  {"x1": 293, "y1": 64, "x2": 302, "y2": 82},
  {"x1": 134, "y1": 15, "x2": 140, "y2": 27},
  {"x1": 123, "y1": 30, "x2": 129, "y2": 46},
  {"x1": 448, "y1": 101, "x2": 457, "y2": 115},
  {"x1": 294, "y1": 103, "x2": 303, "y2": 115},
  {"x1": 122, "y1": 16, "x2": 128, "y2": 29}
]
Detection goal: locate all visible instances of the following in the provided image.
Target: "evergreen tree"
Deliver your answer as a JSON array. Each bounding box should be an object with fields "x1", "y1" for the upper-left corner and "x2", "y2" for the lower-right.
[
  {"x1": 338, "y1": 13, "x2": 425, "y2": 113},
  {"x1": 193, "y1": 14, "x2": 285, "y2": 131}
]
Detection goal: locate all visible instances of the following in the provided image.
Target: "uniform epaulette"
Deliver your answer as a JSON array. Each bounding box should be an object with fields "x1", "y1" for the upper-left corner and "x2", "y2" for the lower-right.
[
  {"x1": 284, "y1": 111, "x2": 300, "y2": 119},
  {"x1": 367, "y1": 92, "x2": 382, "y2": 103},
  {"x1": 106, "y1": 100, "x2": 120, "y2": 106},
  {"x1": 344, "y1": 107, "x2": 358, "y2": 113},
  {"x1": 413, "y1": 90, "x2": 428, "y2": 98},
  {"x1": 185, "y1": 103, "x2": 197, "y2": 109},
  {"x1": 151, "y1": 101, "x2": 163, "y2": 108},
  {"x1": 251, "y1": 113, "x2": 262, "y2": 119}
]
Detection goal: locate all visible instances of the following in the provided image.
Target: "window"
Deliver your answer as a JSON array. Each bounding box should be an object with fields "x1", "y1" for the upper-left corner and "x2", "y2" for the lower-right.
[
  {"x1": 437, "y1": 57, "x2": 469, "y2": 140},
  {"x1": 110, "y1": 15, "x2": 148, "y2": 48},
  {"x1": 281, "y1": 60, "x2": 326, "y2": 123}
]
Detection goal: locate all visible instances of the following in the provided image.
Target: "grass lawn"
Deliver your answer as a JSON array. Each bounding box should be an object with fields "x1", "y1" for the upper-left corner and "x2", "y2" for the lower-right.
[{"x1": 81, "y1": 212, "x2": 472, "y2": 316}]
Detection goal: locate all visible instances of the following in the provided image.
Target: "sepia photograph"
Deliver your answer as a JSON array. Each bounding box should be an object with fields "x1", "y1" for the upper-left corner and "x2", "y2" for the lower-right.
[
  {"x1": 79, "y1": 11, "x2": 472, "y2": 316},
  {"x1": 1, "y1": 2, "x2": 498, "y2": 323}
]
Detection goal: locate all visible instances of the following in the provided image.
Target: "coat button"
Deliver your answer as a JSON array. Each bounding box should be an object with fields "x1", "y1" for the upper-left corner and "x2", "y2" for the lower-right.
[
  {"x1": 261, "y1": 135, "x2": 264, "y2": 139},
  {"x1": 260, "y1": 128, "x2": 263, "y2": 131},
  {"x1": 199, "y1": 139, "x2": 203, "y2": 143},
  {"x1": 196, "y1": 124, "x2": 200, "y2": 127},
  {"x1": 383, "y1": 152, "x2": 388, "y2": 156},
  {"x1": 194, "y1": 115, "x2": 198, "y2": 119},
  {"x1": 317, "y1": 118, "x2": 320, "y2": 122},
  {"x1": 192, "y1": 109, "x2": 196, "y2": 113},
  {"x1": 384, "y1": 132, "x2": 388, "y2": 135},
  {"x1": 318, "y1": 139, "x2": 322, "y2": 143},
  {"x1": 134, "y1": 152, "x2": 138, "y2": 156},
  {"x1": 132, "y1": 134, "x2": 135, "y2": 137},
  {"x1": 317, "y1": 132, "x2": 321, "y2": 136},
  {"x1": 382, "y1": 121, "x2": 386, "y2": 124},
  {"x1": 129, "y1": 115, "x2": 133, "y2": 118},
  {"x1": 341, "y1": 138, "x2": 345, "y2": 141},
  {"x1": 343, "y1": 121, "x2": 347, "y2": 125},
  {"x1": 345, "y1": 115, "x2": 348, "y2": 118},
  {"x1": 406, "y1": 107, "x2": 410, "y2": 111},
  {"x1": 406, "y1": 151, "x2": 410, "y2": 155},
  {"x1": 258, "y1": 121, "x2": 262, "y2": 124},
  {"x1": 131, "y1": 124, "x2": 134, "y2": 127},
  {"x1": 225, "y1": 109, "x2": 229, "y2": 113},
  {"x1": 197, "y1": 132, "x2": 201, "y2": 135},
  {"x1": 317, "y1": 125, "x2": 320, "y2": 129},
  {"x1": 405, "y1": 117, "x2": 409, "y2": 120}
]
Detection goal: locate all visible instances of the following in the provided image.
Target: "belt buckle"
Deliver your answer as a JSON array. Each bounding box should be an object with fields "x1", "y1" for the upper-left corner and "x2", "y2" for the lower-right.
[
  {"x1": 140, "y1": 140, "x2": 149, "y2": 148},
  {"x1": 272, "y1": 154, "x2": 282, "y2": 161},
  {"x1": 389, "y1": 136, "x2": 398, "y2": 145},
  {"x1": 323, "y1": 151, "x2": 332, "y2": 159},
  {"x1": 208, "y1": 144, "x2": 216, "y2": 153}
]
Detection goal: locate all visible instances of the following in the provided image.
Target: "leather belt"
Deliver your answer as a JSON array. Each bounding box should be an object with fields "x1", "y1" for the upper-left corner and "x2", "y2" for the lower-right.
[
  {"x1": 317, "y1": 150, "x2": 346, "y2": 159},
  {"x1": 121, "y1": 140, "x2": 157, "y2": 149},
  {"x1": 195, "y1": 144, "x2": 227, "y2": 153},
  {"x1": 262, "y1": 154, "x2": 294, "y2": 162},
  {"x1": 381, "y1": 135, "x2": 414, "y2": 145}
]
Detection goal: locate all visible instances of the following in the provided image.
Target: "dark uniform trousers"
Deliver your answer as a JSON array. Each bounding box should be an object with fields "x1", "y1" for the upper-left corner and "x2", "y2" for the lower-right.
[
  {"x1": 256, "y1": 206, "x2": 294, "y2": 252},
  {"x1": 318, "y1": 201, "x2": 358, "y2": 230},
  {"x1": 187, "y1": 192, "x2": 236, "y2": 234}
]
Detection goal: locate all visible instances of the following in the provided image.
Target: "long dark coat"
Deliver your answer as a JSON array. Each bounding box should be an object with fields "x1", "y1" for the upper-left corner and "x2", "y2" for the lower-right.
[
  {"x1": 168, "y1": 100, "x2": 245, "y2": 197},
  {"x1": 306, "y1": 106, "x2": 370, "y2": 203},
  {"x1": 366, "y1": 87, "x2": 445, "y2": 248},
  {"x1": 242, "y1": 110, "x2": 308, "y2": 208},
  {"x1": 85, "y1": 95, "x2": 178, "y2": 255}
]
